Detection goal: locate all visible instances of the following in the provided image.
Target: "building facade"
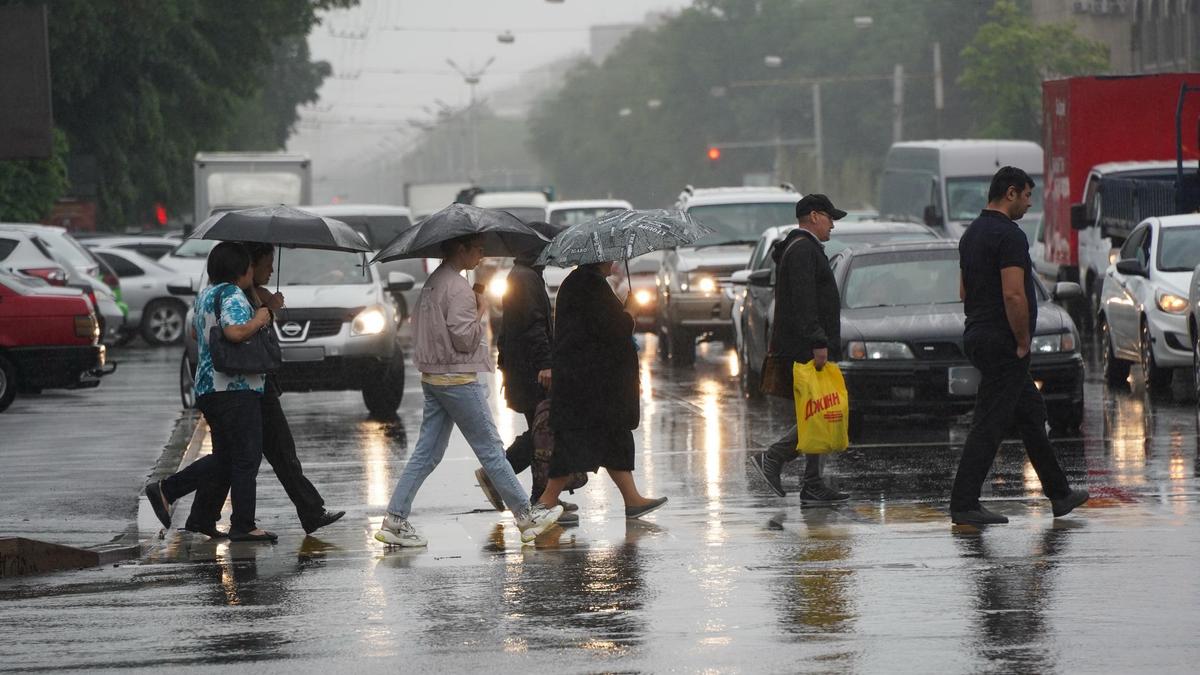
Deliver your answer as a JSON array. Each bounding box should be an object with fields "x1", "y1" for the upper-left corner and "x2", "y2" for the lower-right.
[{"x1": 1032, "y1": 0, "x2": 1200, "y2": 74}]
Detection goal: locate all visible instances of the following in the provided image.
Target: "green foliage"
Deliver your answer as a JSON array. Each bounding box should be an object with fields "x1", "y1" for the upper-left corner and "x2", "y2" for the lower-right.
[
  {"x1": 0, "y1": 130, "x2": 69, "y2": 222},
  {"x1": 528, "y1": 0, "x2": 994, "y2": 208},
  {"x1": 0, "y1": 0, "x2": 353, "y2": 228},
  {"x1": 959, "y1": 0, "x2": 1109, "y2": 139}
]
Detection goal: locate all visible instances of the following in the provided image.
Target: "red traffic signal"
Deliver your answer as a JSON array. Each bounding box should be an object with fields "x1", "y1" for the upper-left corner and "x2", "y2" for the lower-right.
[
  {"x1": 153, "y1": 203, "x2": 168, "y2": 226},
  {"x1": 707, "y1": 146, "x2": 721, "y2": 161}
]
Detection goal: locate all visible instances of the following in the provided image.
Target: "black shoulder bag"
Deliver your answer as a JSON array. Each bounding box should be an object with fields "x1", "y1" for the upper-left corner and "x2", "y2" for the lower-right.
[{"x1": 209, "y1": 285, "x2": 282, "y2": 375}]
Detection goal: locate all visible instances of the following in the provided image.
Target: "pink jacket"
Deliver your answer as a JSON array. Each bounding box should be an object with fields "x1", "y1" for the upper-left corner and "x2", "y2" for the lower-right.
[{"x1": 412, "y1": 262, "x2": 493, "y2": 374}]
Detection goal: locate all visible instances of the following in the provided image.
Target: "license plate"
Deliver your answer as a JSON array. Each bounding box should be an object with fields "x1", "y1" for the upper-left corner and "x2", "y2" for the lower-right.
[
  {"x1": 282, "y1": 346, "x2": 325, "y2": 362},
  {"x1": 890, "y1": 386, "x2": 915, "y2": 400},
  {"x1": 948, "y1": 366, "x2": 981, "y2": 396}
]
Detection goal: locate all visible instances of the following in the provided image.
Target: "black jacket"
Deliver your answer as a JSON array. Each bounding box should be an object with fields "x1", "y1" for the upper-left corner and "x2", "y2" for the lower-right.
[
  {"x1": 550, "y1": 265, "x2": 639, "y2": 431},
  {"x1": 768, "y1": 229, "x2": 841, "y2": 364},
  {"x1": 497, "y1": 263, "x2": 552, "y2": 414}
]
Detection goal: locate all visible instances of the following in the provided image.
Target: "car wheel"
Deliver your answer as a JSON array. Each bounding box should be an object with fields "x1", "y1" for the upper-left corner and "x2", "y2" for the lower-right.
[
  {"x1": 363, "y1": 354, "x2": 405, "y2": 420},
  {"x1": 142, "y1": 299, "x2": 186, "y2": 346},
  {"x1": 1047, "y1": 400, "x2": 1084, "y2": 436},
  {"x1": 669, "y1": 326, "x2": 695, "y2": 365},
  {"x1": 0, "y1": 354, "x2": 17, "y2": 413},
  {"x1": 1099, "y1": 315, "x2": 1131, "y2": 386},
  {"x1": 1139, "y1": 319, "x2": 1173, "y2": 392},
  {"x1": 739, "y1": 342, "x2": 762, "y2": 400},
  {"x1": 179, "y1": 351, "x2": 196, "y2": 410}
]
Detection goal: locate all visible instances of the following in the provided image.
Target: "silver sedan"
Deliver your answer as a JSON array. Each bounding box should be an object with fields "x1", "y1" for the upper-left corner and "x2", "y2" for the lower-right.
[{"x1": 89, "y1": 247, "x2": 190, "y2": 346}]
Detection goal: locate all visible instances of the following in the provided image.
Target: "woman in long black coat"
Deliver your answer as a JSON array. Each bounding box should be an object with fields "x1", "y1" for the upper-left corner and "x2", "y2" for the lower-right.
[{"x1": 535, "y1": 260, "x2": 667, "y2": 519}]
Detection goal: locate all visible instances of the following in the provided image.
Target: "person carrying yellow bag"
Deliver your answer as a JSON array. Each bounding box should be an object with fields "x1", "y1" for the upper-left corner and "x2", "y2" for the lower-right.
[
  {"x1": 750, "y1": 194, "x2": 851, "y2": 504},
  {"x1": 792, "y1": 360, "x2": 850, "y2": 454}
]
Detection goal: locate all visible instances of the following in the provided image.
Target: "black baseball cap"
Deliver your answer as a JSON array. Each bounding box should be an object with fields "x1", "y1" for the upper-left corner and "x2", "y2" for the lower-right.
[{"x1": 795, "y1": 194, "x2": 847, "y2": 220}]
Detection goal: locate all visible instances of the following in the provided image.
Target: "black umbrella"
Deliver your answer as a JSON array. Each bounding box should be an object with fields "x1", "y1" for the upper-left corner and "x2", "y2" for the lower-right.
[
  {"x1": 370, "y1": 203, "x2": 550, "y2": 263},
  {"x1": 188, "y1": 205, "x2": 372, "y2": 253}
]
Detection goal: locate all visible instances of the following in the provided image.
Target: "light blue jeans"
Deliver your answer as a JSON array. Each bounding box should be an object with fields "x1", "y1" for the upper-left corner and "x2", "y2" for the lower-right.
[{"x1": 386, "y1": 380, "x2": 530, "y2": 519}]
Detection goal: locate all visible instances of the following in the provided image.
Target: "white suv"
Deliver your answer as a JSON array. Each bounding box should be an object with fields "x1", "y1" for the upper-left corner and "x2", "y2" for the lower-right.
[
  {"x1": 1098, "y1": 214, "x2": 1200, "y2": 391},
  {"x1": 657, "y1": 185, "x2": 800, "y2": 363}
]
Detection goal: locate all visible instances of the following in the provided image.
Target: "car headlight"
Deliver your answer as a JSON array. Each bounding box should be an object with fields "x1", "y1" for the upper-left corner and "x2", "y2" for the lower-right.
[
  {"x1": 633, "y1": 289, "x2": 652, "y2": 306},
  {"x1": 1031, "y1": 332, "x2": 1075, "y2": 353},
  {"x1": 847, "y1": 341, "x2": 914, "y2": 360},
  {"x1": 487, "y1": 276, "x2": 509, "y2": 300},
  {"x1": 684, "y1": 274, "x2": 717, "y2": 294},
  {"x1": 351, "y1": 306, "x2": 388, "y2": 336},
  {"x1": 1108, "y1": 249, "x2": 1119, "y2": 266},
  {"x1": 1156, "y1": 291, "x2": 1188, "y2": 314}
]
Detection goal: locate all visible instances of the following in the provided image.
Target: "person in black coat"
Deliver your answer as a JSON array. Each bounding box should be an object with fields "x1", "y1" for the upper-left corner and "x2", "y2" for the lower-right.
[
  {"x1": 534, "y1": 260, "x2": 667, "y2": 520},
  {"x1": 750, "y1": 194, "x2": 850, "y2": 504}
]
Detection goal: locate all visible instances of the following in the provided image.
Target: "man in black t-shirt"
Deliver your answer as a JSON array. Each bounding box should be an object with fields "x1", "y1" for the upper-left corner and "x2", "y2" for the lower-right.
[{"x1": 950, "y1": 167, "x2": 1088, "y2": 526}]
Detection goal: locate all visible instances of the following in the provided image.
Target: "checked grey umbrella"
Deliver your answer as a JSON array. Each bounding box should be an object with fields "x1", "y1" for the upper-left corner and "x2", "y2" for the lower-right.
[
  {"x1": 370, "y1": 203, "x2": 550, "y2": 263},
  {"x1": 534, "y1": 209, "x2": 712, "y2": 268}
]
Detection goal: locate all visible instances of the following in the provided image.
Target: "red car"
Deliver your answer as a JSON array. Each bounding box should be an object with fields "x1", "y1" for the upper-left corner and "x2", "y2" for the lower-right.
[{"x1": 0, "y1": 270, "x2": 112, "y2": 412}]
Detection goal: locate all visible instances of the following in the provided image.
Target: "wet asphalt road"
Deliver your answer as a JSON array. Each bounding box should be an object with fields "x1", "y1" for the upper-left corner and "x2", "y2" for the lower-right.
[{"x1": 3, "y1": 336, "x2": 1200, "y2": 673}]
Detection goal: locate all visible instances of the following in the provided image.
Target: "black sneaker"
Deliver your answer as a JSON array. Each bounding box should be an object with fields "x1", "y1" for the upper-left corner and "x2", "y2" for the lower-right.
[
  {"x1": 303, "y1": 510, "x2": 346, "y2": 535},
  {"x1": 145, "y1": 480, "x2": 172, "y2": 529},
  {"x1": 1051, "y1": 488, "x2": 1089, "y2": 518},
  {"x1": 750, "y1": 452, "x2": 786, "y2": 497},
  {"x1": 950, "y1": 505, "x2": 1010, "y2": 525},
  {"x1": 799, "y1": 483, "x2": 849, "y2": 504}
]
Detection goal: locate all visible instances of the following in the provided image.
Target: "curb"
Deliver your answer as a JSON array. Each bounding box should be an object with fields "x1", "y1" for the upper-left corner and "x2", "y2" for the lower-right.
[{"x1": 136, "y1": 411, "x2": 206, "y2": 548}]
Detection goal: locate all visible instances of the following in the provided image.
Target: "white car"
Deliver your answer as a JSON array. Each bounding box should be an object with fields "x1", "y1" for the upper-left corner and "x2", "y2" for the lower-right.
[
  {"x1": 79, "y1": 235, "x2": 182, "y2": 261},
  {"x1": 1098, "y1": 214, "x2": 1200, "y2": 391},
  {"x1": 542, "y1": 199, "x2": 637, "y2": 306},
  {"x1": 89, "y1": 247, "x2": 190, "y2": 345}
]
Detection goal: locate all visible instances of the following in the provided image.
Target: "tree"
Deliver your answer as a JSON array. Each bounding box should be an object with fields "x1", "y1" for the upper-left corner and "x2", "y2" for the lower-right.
[
  {"x1": 959, "y1": 0, "x2": 1109, "y2": 139},
  {"x1": 222, "y1": 36, "x2": 333, "y2": 151},
  {"x1": 0, "y1": 130, "x2": 68, "y2": 222},
  {"x1": 0, "y1": 0, "x2": 354, "y2": 228}
]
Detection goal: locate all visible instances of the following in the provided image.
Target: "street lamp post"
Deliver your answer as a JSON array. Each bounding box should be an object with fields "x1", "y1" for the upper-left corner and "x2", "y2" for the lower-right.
[{"x1": 447, "y1": 57, "x2": 495, "y2": 181}]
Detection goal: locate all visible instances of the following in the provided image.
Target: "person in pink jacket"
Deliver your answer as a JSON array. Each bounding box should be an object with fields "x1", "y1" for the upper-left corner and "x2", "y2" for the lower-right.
[{"x1": 375, "y1": 234, "x2": 563, "y2": 547}]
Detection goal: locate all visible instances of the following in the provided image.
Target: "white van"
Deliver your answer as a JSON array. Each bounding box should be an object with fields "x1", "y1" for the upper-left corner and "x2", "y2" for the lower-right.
[
  {"x1": 470, "y1": 191, "x2": 549, "y2": 224},
  {"x1": 878, "y1": 140, "x2": 1044, "y2": 239}
]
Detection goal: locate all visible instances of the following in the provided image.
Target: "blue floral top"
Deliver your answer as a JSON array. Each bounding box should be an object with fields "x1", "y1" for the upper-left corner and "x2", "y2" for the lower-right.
[{"x1": 193, "y1": 283, "x2": 266, "y2": 397}]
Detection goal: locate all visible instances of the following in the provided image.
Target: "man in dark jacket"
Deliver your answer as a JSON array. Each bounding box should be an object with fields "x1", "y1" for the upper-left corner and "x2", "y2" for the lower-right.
[
  {"x1": 750, "y1": 194, "x2": 849, "y2": 503},
  {"x1": 476, "y1": 222, "x2": 580, "y2": 522}
]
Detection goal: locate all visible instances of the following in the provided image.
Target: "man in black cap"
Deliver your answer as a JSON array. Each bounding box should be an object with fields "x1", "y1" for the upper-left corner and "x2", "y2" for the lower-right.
[
  {"x1": 750, "y1": 194, "x2": 850, "y2": 503},
  {"x1": 950, "y1": 167, "x2": 1088, "y2": 525}
]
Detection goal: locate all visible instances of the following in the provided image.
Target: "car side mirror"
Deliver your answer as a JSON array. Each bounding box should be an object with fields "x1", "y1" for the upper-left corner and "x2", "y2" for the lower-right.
[
  {"x1": 923, "y1": 204, "x2": 943, "y2": 229},
  {"x1": 167, "y1": 278, "x2": 195, "y2": 296},
  {"x1": 1115, "y1": 259, "x2": 1146, "y2": 277},
  {"x1": 387, "y1": 271, "x2": 415, "y2": 293},
  {"x1": 730, "y1": 270, "x2": 752, "y2": 285},
  {"x1": 1069, "y1": 203, "x2": 1089, "y2": 231},
  {"x1": 748, "y1": 269, "x2": 773, "y2": 287},
  {"x1": 1052, "y1": 281, "x2": 1082, "y2": 301}
]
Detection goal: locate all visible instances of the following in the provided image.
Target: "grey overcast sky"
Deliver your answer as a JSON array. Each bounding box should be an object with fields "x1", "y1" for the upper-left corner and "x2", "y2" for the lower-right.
[{"x1": 288, "y1": 0, "x2": 693, "y2": 187}]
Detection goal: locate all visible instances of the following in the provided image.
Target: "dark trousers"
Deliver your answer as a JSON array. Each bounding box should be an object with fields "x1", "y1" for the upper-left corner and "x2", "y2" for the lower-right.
[
  {"x1": 766, "y1": 425, "x2": 824, "y2": 484},
  {"x1": 505, "y1": 411, "x2": 539, "y2": 499},
  {"x1": 186, "y1": 389, "x2": 325, "y2": 531},
  {"x1": 163, "y1": 391, "x2": 263, "y2": 533},
  {"x1": 950, "y1": 336, "x2": 1071, "y2": 512}
]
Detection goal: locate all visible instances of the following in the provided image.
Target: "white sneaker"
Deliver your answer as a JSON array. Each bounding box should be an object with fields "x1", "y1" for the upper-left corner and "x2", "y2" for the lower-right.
[
  {"x1": 374, "y1": 514, "x2": 427, "y2": 547},
  {"x1": 515, "y1": 503, "x2": 563, "y2": 543}
]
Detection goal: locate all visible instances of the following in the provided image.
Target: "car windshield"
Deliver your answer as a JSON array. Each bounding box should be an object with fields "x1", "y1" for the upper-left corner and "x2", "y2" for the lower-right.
[
  {"x1": 1157, "y1": 225, "x2": 1200, "y2": 272},
  {"x1": 40, "y1": 232, "x2": 97, "y2": 269},
  {"x1": 549, "y1": 207, "x2": 624, "y2": 227},
  {"x1": 172, "y1": 239, "x2": 218, "y2": 258},
  {"x1": 275, "y1": 249, "x2": 371, "y2": 286},
  {"x1": 829, "y1": 231, "x2": 938, "y2": 246},
  {"x1": 945, "y1": 175, "x2": 1044, "y2": 222},
  {"x1": 843, "y1": 249, "x2": 961, "y2": 308},
  {"x1": 334, "y1": 215, "x2": 411, "y2": 249},
  {"x1": 688, "y1": 203, "x2": 797, "y2": 246}
]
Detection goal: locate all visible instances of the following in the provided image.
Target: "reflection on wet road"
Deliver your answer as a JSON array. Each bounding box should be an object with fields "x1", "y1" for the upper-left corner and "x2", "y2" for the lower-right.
[{"x1": 3, "y1": 336, "x2": 1200, "y2": 672}]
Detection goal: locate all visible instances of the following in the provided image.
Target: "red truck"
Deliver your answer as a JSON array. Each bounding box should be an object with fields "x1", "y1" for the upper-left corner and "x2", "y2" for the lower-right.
[
  {"x1": 0, "y1": 270, "x2": 110, "y2": 412},
  {"x1": 1042, "y1": 73, "x2": 1200, "y2": 322}
]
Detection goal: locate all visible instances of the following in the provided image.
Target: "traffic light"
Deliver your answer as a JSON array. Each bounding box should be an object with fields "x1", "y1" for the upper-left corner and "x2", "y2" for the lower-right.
[
  {"x1": 707, "y1": 146, "x2": 721, "y2": 161},
  {"x1": 153, "y1": 202, "x2": 168, "y2": 226}
]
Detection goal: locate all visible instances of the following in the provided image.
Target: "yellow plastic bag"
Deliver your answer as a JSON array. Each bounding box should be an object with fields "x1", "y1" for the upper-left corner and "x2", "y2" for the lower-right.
[{"x1": 792, "y1": 361, "x2": 849, "y2": 454}]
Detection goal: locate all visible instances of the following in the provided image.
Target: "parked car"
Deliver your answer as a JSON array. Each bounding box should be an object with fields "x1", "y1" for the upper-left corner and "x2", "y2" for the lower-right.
[
  {"x1": 89, "y1": 247, "x2": 190, "y2": 345},
  {"x1": 179, "y1": 246, "x2": 415, "y2": 417},
  {"x1": 731, "y1": 221, "x2": 942, "y2": 382},
  {"x1": 159, "y1": 238, "x2": 217, "y2": 289},
  {"x1": 0, "y1": 226, "x2": 126, "y2": 343},
  {"x1": 0, "y1": 269, "x2": 112, "y2": 412},
  {"x1": 658, "y1": 184, "x2": 801, "y2": 363},
  {"x1": 735, "y1": 240, "x2": 1085, "y2": 434},
  {"x1": 80, "y1": 235, "x2": 182, "y2": 261},
  {"x1": 1099, "y1": 214, "x2": 1200, "y2": 391}
]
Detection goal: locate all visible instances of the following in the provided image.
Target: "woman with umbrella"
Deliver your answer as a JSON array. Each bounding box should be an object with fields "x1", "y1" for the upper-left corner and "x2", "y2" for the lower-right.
[
  {"x1": 371, "y1": 204, "x2": 564, "y2": 547},
  {"x1": 531, "y1": 210, "x2": 705, "y2": 520}
]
